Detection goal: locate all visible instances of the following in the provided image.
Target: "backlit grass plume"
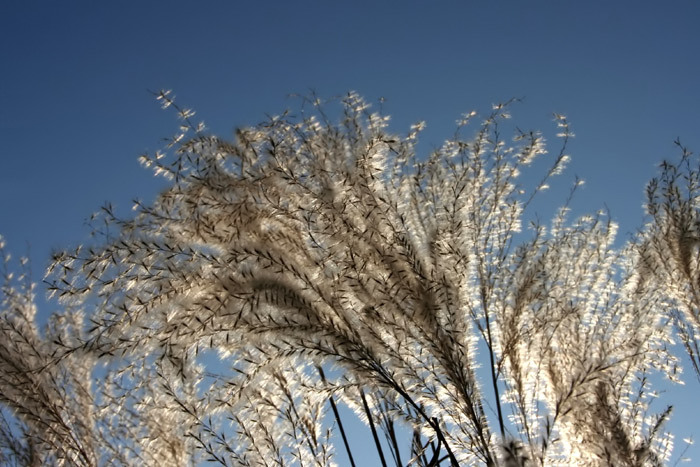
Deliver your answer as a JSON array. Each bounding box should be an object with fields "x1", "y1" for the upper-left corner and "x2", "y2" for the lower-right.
[{"x1": 1, "y1": 92, "x2": 691, "y2": 465}]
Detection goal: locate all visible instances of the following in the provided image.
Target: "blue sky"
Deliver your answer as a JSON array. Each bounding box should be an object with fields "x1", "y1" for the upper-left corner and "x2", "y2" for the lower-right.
[{"x1": 2, "y1": 1, "x2": 699, "y2": 463}]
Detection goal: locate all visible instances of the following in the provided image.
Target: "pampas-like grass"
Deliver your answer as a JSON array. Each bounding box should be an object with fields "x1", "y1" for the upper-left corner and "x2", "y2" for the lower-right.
[{"x1": 0, "y1": 93, "x2": 692, "y2": 465}]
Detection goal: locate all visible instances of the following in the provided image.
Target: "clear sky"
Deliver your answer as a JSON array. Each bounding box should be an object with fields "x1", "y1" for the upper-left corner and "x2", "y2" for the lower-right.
[{"x1": 1, "y1": 1, "x2": 699, "y2": 464}]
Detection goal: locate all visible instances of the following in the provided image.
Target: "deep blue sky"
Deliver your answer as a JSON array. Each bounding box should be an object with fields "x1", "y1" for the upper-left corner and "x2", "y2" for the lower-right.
[{"x1": 2, "y1": 1, "x2": 699, "y2": 463}]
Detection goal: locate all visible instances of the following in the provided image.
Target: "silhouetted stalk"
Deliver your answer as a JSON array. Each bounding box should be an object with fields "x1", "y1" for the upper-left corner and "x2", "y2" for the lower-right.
[
  {"x1": 384, "y1": 417, "x2": 403, "y2": 467},
  {"x1": 426, "y1": 436, "x2": 442, "y2": 467},
  {"x1": 360, "y1": 389, "x2": 387, "y2": 467},
  {"x1": 317, "y1": 367, "x2": 356, "y2": 467},
  {"x1": 483, "y1": 301, "x2": 506, "y2": 439},
  {"x1": 379, "y1": 372, "x2": 461, "y2": 466},
  {"x1": 412, "y1": 428, "x2": 429, "y2": 466}
]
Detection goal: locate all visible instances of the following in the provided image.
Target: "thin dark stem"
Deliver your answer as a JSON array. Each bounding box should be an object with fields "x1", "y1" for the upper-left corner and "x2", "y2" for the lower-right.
[
  {"x1": 482, "y1": 286, "x2": 506, "y2": 439},
  {"x1": 381, "y1": 373, "x2": 460, "y2": 466},
  {"x1": 317, "y1": 367, "x2": 356, "y2": 467},
  {"x1": 385, "y1": 417, "x2": 403, "y2": 467},
  {"x1": 361, "y1": 389, "x2": 388, "y2": 467},
  {"x1": 426, "y1": 435, "x2": 442, "y2": 467},
  {"x1": 412, "y1": 428, "x2": 429, "y2": 466}
]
